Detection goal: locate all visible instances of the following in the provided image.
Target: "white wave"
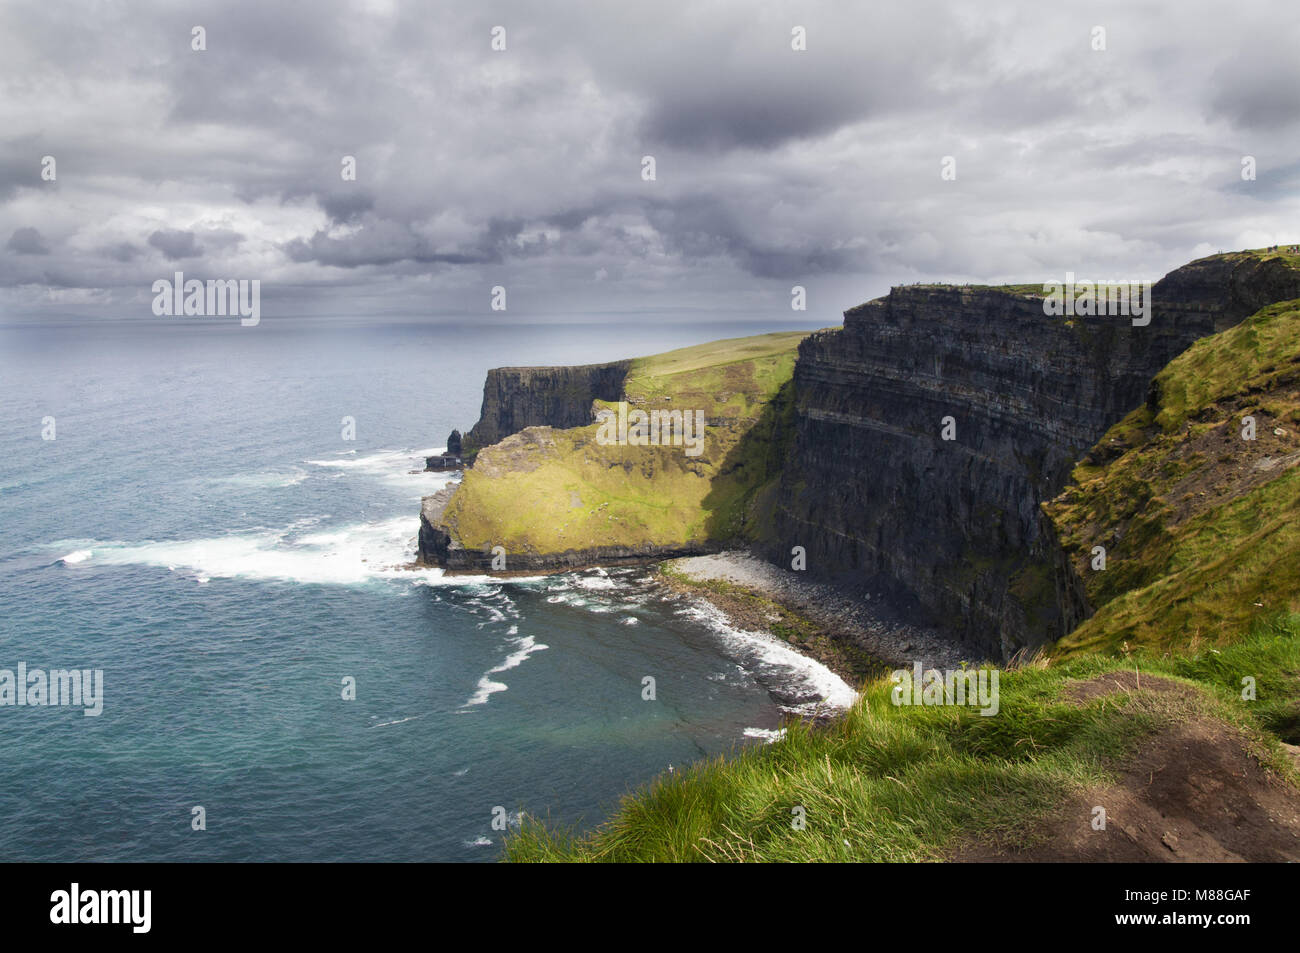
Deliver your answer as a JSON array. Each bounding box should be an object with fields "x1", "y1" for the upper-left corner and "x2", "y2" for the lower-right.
[
  {"x1": 303, "y1": 446, "x2": 459, "y2": 499},
  {"x1": 463, "y1": 676, "x2": 508, "y2": 707},
  {"x1": 58, "y1": 549, "x2": 93, "y2": 565},
  {"x1": 465, "y1": 836, "x2": 493, "y2": 847},
  {"x1": 743, "y1": 727, "x2": 787, "y2": 743},
  {"x1": 59, "y1": 516, "x2": 422, "y2": 586},
  {"x1": 214, "y1": 467, "x2": 308, "y2": 489},
  {"x1": 620, "y1": 616, "x2": 639, "y2": 625},
  {"x1": 408, "y1": 570, "x2": 548, "y2": 591},
  {"x1": 371, "y1": 715, "x2": 422, "y2": 729},
  {"x1": 572, "y1": 572, "x2": 618, "y2": 591},
  {"x1": 460, "y1": 631, "x2": 549, "y2": 709},
  {"x1": 304, "y1": 447, "x2": 440, "y2": 471},
  {"x1": 489, "y1": 635, "x2": 548, "y2": 674},
  {"x1": 678, "y1": 600, "x2": 858, "y2": 712}
]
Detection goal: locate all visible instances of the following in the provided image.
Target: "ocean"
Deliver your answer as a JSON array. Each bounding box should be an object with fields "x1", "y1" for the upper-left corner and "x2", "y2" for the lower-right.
[{"x1": 0, "y1": 313, "x2": 851, "y2": 862}]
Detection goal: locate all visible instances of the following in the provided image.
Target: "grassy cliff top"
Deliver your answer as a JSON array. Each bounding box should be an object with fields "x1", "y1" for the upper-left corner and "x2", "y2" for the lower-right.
[
  {"x1": 1046, "y1": 298, "x2": 1300, "y2": 656},
  {"x1": 436, "y1": 330, "x2": 813, "y2": 556},
  {"x1": 625, "y1": 330, "x2": 814, "y2": 378},
  {"x1": 1214, "y1": 246, "x2": 1300, "y2": 273},
  {"x1": 895, "y1": 246, "x2": 1300, "y2": 299}
]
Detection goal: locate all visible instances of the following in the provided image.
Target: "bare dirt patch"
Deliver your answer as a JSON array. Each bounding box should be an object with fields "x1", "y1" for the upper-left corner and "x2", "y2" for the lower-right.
[
  {"x1": 956, "y1": 674, "x2": 1300, "y2": 862},
  {"x1": 1165, "y1": 410, "x2": 1300, "y2": 526},
  {"x1": 1061, "y1": 669, "x2": 1187, "y2": 705}
]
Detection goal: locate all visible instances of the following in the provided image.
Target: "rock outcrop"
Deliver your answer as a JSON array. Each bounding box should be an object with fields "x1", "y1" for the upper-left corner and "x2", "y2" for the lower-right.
[
  {"x1": 768, "y1": 253, "x2": 1300, "y2": 660},
  {"x1": 463, "y1": 361, "x2": 630, "y2": 451},
  {"x1": 417, "y1": 438, "x2": 717, "y2": 570},
  {"x1": 418, "y1": 332, "x2": 812, "y2": 574}
]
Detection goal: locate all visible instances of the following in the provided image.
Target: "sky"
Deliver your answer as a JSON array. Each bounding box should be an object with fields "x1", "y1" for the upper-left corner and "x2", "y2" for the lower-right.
[{"x1": 1, "y1": 0, "x2": 1298, "y2": 324}]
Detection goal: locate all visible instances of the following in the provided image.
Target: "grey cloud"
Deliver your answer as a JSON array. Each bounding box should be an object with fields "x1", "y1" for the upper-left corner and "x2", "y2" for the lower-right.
[
  {"x1": 7, "y1": 226, "x2": 49, "y2": 255},
  {"x1": 642, "y1": 92, "x2": 865, "y2": 153},
  {"x1": 198, "y1": 228, "x2": 245, "y2": 251},
  {"x1": 148, "y1": 229, "x2": 203, "y2": 260},
  {"x1": 281, "y1": 214, "x2": 564, "y2": 269},
  {"x1": 646, "y1": 196, "x2": 865, "y2": 279},
  {"x1": 283, "y1": 218, "x2": 492, "y2": 269},
  {"x1": 318, "y1": 191, "x2": 376, "y2": 224},
  {"x1": 1207, "y1": 27, "x2": 1300, "y2": 130},
  {"x1": 99, "y1": 242, "x2": 141, "y2": 262},
  {"x1": 0, "y1": 150, "x2": 46, "y2": 202}
]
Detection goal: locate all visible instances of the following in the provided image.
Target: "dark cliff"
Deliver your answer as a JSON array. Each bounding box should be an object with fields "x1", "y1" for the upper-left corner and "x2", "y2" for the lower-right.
[
  {"x1": 768, "y1": 253, "x2": 1300, "y2": 660},
  {"x1": 463, "y1": 361, "x2": 630, "y2": 451}
]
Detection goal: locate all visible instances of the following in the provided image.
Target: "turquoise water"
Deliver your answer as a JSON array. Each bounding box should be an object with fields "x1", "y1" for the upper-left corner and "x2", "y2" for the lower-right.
[{"x1": 0, "y1": 314, "x2": 845, "y2": 861}]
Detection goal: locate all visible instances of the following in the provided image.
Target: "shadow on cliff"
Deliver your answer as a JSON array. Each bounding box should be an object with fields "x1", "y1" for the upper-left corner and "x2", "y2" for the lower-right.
[{"x1": 700, "y1": 377, "x2": 798, "y2": 545}]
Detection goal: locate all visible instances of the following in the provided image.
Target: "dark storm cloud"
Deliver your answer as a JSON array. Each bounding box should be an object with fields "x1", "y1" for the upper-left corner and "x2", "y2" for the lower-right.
[
  {"x1": 281, "y1": 215, "x2": 551, "y2": 269},
  {"x1": 645, "y1": 195, "x2": 863, "y2": 279},
  {"x1": 0, "y1": 149, "x2": 46, "y2": 202},
  {"x1": 100, "y1": 242, "x2": 141, "y2": 262},
  {"x1": 642, "y1": 93, "x2": 863, "y2": 153},
  {"x1": 0, "y1": 0, "x2": 1298, "y2": 319},
  {"x1": 7, "y1": 227, "x2": 49, "y2": 255},
  {"x1": 199, "y1": 228, "x2": 246, "y2": 251},
  {"x1": 1205, "y1": 23, "x2": 1300, "y2": 131},
  {"x1": 147, "y1": 229, "x2": 203, "y2": 260},
  {"x1": 318, "y1": 191, "x2": 376, "y2": 225},
  {"x1": 281, "y1": 222, "x2": 483, "y2": 269},
  {"x1": 632, "y1": 42, "x2": 878, "y2": 153}
]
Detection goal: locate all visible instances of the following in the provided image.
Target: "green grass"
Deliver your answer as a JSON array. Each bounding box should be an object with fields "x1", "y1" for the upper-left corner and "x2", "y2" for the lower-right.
[
  {"x1": 625, "y1": 330, "x2": 813, "y2": 379},
  {"x1": 504, "y1": 614, "x2": 1300, "y2": 862},
  {"x1": 1220, "y1": 246, "x2": 1300, "y2": 274},
  {"x1": 1046, "y1": 299, "x2": 1300, "y2": 655}
]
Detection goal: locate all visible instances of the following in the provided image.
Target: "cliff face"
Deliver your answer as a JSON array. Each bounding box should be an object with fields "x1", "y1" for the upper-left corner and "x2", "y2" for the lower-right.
[
  {"x1": 768, "y1": 254, "x2": 1300, "y2": 660},
  {"x1": 463, "y1": 361, "x2": 630, "y2": 450}
]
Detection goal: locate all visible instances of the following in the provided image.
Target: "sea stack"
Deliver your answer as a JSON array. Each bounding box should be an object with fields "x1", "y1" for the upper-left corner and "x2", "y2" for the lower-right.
[{"x1": 425, "y1": 429, "x2": 466, "y2": 471}]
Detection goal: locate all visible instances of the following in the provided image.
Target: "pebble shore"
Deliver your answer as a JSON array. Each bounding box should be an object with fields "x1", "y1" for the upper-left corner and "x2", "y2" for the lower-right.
[{"x1": 665, "y1": 552, "x2": 973, "y2": 673}]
